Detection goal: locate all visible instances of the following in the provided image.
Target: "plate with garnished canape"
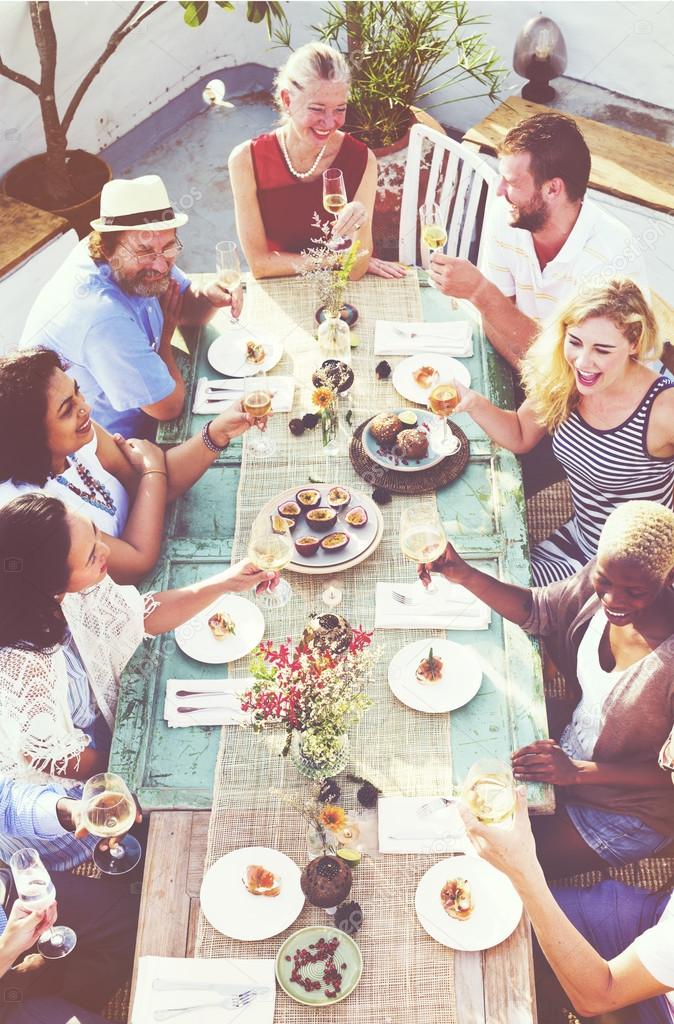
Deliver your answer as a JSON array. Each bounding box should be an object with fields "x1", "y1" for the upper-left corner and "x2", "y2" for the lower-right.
[
  {"x1": 392, "y1": 353, "x2": 471, "y2": 406},
  {"x1": 208, "y1": 323, "x2": 283, "y2": 377},
  {"x1": 388, "y1": 638, "x2": 482, "y2": 713},
  {"x1": 174, "y1": 594, "x2": 264, "y2": 664}
]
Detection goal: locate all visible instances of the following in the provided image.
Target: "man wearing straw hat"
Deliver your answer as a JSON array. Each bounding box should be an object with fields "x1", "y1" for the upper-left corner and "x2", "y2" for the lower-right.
[{"x1": 21, "y1": 175, "x2": 242, "y2": 439}]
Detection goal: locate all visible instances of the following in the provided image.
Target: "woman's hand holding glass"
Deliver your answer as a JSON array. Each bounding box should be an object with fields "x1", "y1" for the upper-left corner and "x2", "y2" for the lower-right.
[
  {"x1": 243, "y1": 376, "x2": 275, "y2": 458},
  {"x1": 399, "y1": 505, "x2": 447, "y2": 598},
  {"x1": 247, "y1": 515, "x2": 293, "y2": 609},
  {"x1": 418, "y1": 539, "x2": 472, "y2": 590},
  {"x1": 459, "y1": 786, "x2": 538, "y2": 886},
  {"x1": 216, "y1": 557, "x2": 280, "y2": 595},
  {"x1": 9, "y1": 849, "x2": 76, "y2": 959}
]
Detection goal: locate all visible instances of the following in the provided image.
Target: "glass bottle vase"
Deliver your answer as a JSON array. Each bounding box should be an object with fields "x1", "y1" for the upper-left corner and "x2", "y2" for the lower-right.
[{"x1": 317, "y1": 313, "x2": 351, "y2": 366}]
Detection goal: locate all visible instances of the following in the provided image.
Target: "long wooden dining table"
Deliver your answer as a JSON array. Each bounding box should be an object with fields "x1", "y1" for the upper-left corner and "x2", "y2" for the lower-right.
[{"x1": 111, "y1": 270, "x2": 550, "y2": 1022}]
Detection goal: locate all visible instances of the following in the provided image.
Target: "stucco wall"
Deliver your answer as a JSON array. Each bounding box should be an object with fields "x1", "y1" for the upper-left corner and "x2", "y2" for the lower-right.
[{"x1": 0, "y1": 0, "x2": 671, "y2": 178}]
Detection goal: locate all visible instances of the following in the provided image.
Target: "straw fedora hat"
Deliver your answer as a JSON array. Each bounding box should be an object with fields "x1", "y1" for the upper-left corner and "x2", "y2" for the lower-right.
[{"x1": 90, "y1": 174, "x2": 188, "y2": 232}]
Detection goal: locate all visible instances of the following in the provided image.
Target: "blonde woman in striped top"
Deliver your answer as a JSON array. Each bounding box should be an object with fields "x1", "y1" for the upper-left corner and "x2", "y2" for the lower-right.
[{"x1": 453, "y1": 279, "x2": 674, "y2": 585}]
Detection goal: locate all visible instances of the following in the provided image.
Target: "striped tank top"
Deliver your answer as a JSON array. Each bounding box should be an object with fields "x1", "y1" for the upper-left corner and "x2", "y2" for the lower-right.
[{"x1": 552, "y1": 376, "x2": 674, "y2": 561}]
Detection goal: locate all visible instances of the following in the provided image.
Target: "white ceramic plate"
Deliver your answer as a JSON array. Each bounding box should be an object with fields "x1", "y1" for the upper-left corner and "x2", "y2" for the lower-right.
[
  {"x1": 207, "y1": 323, "x2": 283, "y2": 377},
  {"x1": 363, "y1": 408, "x2": 460, "y2": 474},
  {"x1": 388, "y1": 638, "x2": 482, "y2": 713},
  {"x1": 392, "y1": 353, "x2": 471, "y2": 406},
  {"x1": 200, "y1": 846, "x2": 304, "y2": 941},
  {"x1": 259, "y1": 484, "x2": 384, "y2": 575},
  {"x1": 173, "y1": 595, "x2": 264, "y2": 664},
  {"x1": 415, "y1": 854, "x2": 522, "y2": 951}
]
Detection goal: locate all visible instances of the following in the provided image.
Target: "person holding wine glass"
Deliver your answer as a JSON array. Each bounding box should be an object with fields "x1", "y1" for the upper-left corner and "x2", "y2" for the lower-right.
[
  {"x1": 0, "y1": 494, "x2": 280, "y2": 788},
  {"x1": 418, "y1": 500, "x2": 674, "y2": 879},
  {"x1": 243, "y1": 375, "x2": 275, "y2": 459},
  {"x1": 427, "y1": 378, "x2": 460, "y2": 455},
  {"x1": 399, "y1": 504, "x2": 447, "y2": 599},
  {"x1": 247, "y1": 513, "x2": 293, "y2": 609},
  {"x1": 228, "y1": 41, "x2": 406, "y2": 281}
]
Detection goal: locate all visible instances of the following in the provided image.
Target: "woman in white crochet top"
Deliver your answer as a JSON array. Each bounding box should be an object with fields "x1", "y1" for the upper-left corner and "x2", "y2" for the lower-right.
[
  {"x1": 0, "y1": 349, "x2": 265, "y2": 585},
  {"x1": 0, "y1": 493, "x2": 277, "y2": 785}
]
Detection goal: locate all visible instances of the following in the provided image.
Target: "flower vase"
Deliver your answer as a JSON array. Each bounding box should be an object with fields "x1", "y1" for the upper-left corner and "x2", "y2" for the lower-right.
[
  {"x1": 317, "y1": 313, "x2": 351, "y2": 366},
  {"x1": 290, "y1": 732, "x2": 349, "y2": 781},
  {"x1": 320, "y1": 395, "x2": 340, "y2": 455}
]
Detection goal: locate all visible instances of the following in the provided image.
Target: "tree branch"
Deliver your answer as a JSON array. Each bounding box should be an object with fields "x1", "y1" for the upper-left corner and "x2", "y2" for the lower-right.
[
  {"x1": 61, "y1": 1, "x2": 164, "y2": 135},
  {"x1": 0, "y1": 56, "x2": 40, "y2": 94}
]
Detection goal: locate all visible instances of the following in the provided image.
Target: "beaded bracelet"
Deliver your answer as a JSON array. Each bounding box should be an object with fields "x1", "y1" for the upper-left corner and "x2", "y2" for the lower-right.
[{"x1": 202, "y1": 420, "x2": 230, "y2": 453}]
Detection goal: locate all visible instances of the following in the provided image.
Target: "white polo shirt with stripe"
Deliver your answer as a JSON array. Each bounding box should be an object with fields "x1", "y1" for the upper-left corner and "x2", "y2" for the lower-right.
[{"x1": 482, "y1": 196, "x2": 650, "y2": 326}]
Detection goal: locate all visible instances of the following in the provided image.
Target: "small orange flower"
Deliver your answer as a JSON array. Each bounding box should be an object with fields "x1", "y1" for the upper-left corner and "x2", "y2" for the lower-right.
[
  {"x1": 319, "y1": 805, "x2": 347, "y2": 831},
  {"x1": 312, "y1": 386, "x2": 335, "y2": 410}
]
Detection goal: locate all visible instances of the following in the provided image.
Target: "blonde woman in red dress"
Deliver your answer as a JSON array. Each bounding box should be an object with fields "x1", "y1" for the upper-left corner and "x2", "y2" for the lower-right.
[{"x1": 229, "y1": 42, "x2": 405, "y2": 281}]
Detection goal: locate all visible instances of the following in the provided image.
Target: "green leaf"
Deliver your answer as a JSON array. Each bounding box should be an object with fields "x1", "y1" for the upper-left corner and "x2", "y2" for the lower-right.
[
  {"x1": 215, "y1": 1, "x2": 235, "y2": 8},
  {"x1": 308, "y1": 473, "x2": 326, "y2": 484},
  {"x1": 180, "y1": 1, "x2": 209, "y2": 27}
]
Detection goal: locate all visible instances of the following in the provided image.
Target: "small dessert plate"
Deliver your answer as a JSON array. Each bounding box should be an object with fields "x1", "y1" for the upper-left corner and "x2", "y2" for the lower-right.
[
  {"x1": 388, "y1": 637, "x2": 482, "y2": 713},
  {"x1": 207, "y1": 322, "x2": 283, "y2": 377},
  {"x1": 200, "y1": 846, "x2": 304, "y2": 941},
  {"x1": 173, "y1": 595, "x2": 264, "y2": 664},
  {"x1": 393, "y1": 353, "x2": 471, "y2": 406},
  {"x1": 276, "y1": 925, "x2": 362, "y2": 1005}
]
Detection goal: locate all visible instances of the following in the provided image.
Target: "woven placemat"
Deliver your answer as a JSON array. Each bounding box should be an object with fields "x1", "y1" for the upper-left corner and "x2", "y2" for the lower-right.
[{"x1": 349, "y1": 417, "x2": 469, "y2": 495}]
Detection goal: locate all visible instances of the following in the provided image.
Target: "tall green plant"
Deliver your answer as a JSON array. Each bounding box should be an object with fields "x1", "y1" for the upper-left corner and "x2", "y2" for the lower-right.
[{"x1": 276, "y1": 1, "x2": 506, "y2": 149}]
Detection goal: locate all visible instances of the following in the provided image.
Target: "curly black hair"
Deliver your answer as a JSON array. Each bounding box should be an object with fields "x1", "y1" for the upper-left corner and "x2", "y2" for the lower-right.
[
  {"x1": 0, "y1": 494, "x2": 71, "y2": 650},
  {"x1": 0, "y1": 348, "x2": 65, "y2": 486}
]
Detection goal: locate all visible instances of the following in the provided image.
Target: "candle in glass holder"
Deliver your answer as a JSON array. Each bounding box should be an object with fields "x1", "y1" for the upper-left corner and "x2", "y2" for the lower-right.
[{"x1": 322, "y1": 578, "x2": 343, "y2": 608}]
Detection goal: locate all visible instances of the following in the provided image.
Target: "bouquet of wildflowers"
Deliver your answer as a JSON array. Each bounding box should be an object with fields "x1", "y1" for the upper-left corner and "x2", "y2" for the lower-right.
[
  {"x1": 300, "y1": 213, "x2": 365, "y2": 318},
  {"x1": 240, "y1": 628, "x2": 377, "y2": 761}
]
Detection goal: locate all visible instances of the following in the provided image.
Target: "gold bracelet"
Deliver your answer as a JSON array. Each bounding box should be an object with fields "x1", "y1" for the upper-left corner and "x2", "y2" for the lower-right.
[{"x1": 142, "y1": 470, "x2": 168, "y2": 477}]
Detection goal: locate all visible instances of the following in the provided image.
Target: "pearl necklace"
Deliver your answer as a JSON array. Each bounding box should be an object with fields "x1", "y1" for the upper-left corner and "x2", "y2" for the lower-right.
[{"x1": 278, "y1": 130, "x2": 326, "y2": 180}]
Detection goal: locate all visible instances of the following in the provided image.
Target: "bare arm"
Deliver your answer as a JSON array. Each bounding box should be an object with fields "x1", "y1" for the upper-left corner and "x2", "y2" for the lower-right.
[
  {"x1": 460, "y1": 792, "x2": 671, "y2": 1017},
  {"x1": 140, "y1": 280, "x2": 185, "y2": 421},
  {"x1": 418, "y1": 542, "x2": 534, "y2": 625},
  {"x1": 455, "y1": 387, "x2": 547, "y2": 454},
  {"x1": 162, "y1": 404, "x2": 257, "y2": 503}
]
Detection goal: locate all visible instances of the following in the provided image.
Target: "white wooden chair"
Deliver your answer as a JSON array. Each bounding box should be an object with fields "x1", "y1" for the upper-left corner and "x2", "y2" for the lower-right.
[{"x1": 398, "y1": 123, "x2": 498, "y2": 271}]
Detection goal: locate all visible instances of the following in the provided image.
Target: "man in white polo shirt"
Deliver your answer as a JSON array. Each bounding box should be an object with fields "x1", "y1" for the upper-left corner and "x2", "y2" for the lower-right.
[{"x1": 429, "y1": 113, "x2": 649, "y2": 367}]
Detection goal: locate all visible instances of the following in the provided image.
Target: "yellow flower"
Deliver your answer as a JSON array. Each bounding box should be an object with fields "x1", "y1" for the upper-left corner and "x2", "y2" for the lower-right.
[
  {"x1": 312, "y1": 386, "x2": 335, "y2": 410},
  {"x1": 319, "y1": 805, "x2": 347, "y2": 831}
]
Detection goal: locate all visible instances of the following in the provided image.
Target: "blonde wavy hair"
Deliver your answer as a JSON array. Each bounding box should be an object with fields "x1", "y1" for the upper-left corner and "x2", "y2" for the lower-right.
[
  {"x1": 520, "y1": 279, "x2": 660, "y2": 432},
  {"x1": 274, "y1": 42, "x2": 350, "y2": 119},
  {"x1": 597, "y1": 500, "x2": 674, "y2": 583}
]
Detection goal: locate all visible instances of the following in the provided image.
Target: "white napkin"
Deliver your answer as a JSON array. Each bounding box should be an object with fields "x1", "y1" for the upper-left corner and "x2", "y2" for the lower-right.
[
  {"x1": 164, "y1": 677, "x2": 253, "y2": 728},
  {"x1": 374, "y1": 320, "x2": 473, "y2": 357},
  {"x1": 375, "y1": 581, "x2": 491, "y2": 630},
  {"x1": 377, "y1": 796, "x2": 468, "y2": 854},
  {"x1": 132, "y1": 955, "x2": 275, "y2": 1024},
  {"x1": 192, "y1": 376, "x2": 295, "y2": 415}
]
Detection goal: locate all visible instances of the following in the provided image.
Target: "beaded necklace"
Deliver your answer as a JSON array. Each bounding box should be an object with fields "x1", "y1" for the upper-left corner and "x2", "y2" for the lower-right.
[
  {"x1": 54, "y1": 454, "x2": 117, "y2": 517},
  {"x1": 278, "y1": 130, "x2": 327, "y2": 180}
]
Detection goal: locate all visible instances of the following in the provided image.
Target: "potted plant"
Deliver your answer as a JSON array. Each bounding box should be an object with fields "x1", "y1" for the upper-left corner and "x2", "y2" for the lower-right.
[{"x1": 0, "y1": 0, "x2": 286, "y2": 235}]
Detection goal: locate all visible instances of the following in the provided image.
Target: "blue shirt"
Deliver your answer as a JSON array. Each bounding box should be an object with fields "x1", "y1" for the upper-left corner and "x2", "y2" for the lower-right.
[{"x1": 20, "y1": 239, "x2": 190, "y2": 438}]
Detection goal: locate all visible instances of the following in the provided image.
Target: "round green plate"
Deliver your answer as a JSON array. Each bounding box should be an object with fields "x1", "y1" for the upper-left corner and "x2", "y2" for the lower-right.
[{"x1": 275, "y1": 925, "x2": 363, "y2": 1006}]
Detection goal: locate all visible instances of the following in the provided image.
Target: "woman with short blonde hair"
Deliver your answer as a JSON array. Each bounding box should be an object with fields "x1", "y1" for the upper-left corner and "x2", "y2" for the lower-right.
[{"x1": 453, "y1": 279, "x2": 674, "y2": 584}]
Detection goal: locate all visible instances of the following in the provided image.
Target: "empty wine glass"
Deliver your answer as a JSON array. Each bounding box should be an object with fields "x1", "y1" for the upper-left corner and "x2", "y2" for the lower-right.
[
  {"x1": 461, "y1": 758, "x2": 517, "y2": 829},
  {"x1": 215, "y1": 241, "x2": 241, "y2": 322},
  {"x1": 323, "y1": 167, "x2": 349, "y2": 250},
  {"x1": 243, "y1": 375, "x2": 275, "y2": 458},
  {"x1": 247, "y1": 514, "x2": 293, "y2": 609},
  {"x1": 10, "y1": 848, "x2": 77, "y2": 959},
  {"x1": 81, "y1": 773, "x2": 141, "y2": 875},
  {"x1": 399, "y1": 504, "x2": 447, "y2": 597}
]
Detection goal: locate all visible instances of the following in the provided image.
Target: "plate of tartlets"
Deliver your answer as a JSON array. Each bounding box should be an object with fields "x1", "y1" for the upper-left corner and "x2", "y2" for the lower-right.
[
  {"x1": 200, "y1": 846, "x2": 304, "y2": 940},
  {"x1": 388, "y1": 638, "x2": 482, "y2": 713},
  {"x1": 259, "y1": 484, "x2": 384, "y2": 575},
  {"x1": 363, "y1": 408, "x2": 460, "y2": 473},
  {"x1": 173, "y1": 594, "x2": 264, "y2": 664},
  {"x1": 208, "y1": 322, "x2": 284, "y2": 377},
  {"x1": 392, "y1": 353, "x2": 471, "y2": 406}
]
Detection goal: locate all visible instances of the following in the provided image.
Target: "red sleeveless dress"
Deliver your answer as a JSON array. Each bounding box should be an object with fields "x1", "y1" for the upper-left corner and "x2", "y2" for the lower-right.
[{"x1": 250, "y1": 132, "x2": 369, "y2": 252}]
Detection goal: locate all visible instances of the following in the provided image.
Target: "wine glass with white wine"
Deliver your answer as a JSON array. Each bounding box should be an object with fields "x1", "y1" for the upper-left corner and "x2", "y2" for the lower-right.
[
  {"x1": 461, "y1": 758, "x2": 517, "y2": 829},
  {"x1": 419, "y1": 201, "x2": 447, "y2": 286},
  {"x1": 10, "y1": 848, "x2": 77, "y2": 959},
  {"x1": 215, "y1": 240, "x2": 241, "y2": 322},
  {"x1": 247, "y1": 514, "x2": 293, "y2": 609},
  {"x1": 428, "y1": 379, "x2": 460, "y2": 456},
  {"x1": 399, "y1": 504, "x2": 447, "y2": 598},
  {"x1": 243, "y1": 375, "x2": 275, "y2": 458},
  {"x1": 323, "y1": 167, "x2": 349, "y2": 251},
  {"x1": 81, "y1": 772, "x2": 141, "y2": 875}
]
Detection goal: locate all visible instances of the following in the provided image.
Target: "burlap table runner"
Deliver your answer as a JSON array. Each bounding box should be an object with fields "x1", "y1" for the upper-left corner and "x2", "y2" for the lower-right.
[{"x1": 196, "y1": 274, "x2": 459, "y2": 1023}]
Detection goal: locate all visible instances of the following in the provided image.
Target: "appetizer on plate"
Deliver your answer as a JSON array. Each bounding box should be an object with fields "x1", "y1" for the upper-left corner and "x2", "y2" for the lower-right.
[
  {"x1": 244, "y1": 864, "x2": 282, "y2": 897},
  {"x1": 440, "y1": 877, "x2": 473, "y2": 920},
  {"x1": 415, "y1": 647, "x2": 444, "y2": 685},
  {"x1": 246, "y1": 339, "x2": 266, "y2": 364},
  {"x1": 208, "y1": 610, "x2": 236, "y2": 639},
  {"x1": 412, "y1": 365, "x2": 439, "y2": 389}
]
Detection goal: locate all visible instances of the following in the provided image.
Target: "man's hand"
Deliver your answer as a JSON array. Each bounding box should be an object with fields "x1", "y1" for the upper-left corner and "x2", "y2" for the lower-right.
[
  {"x1": 203, "y1": 281, "x2": 244, "y2": 319},
  {"x1": 2, "y1": 901, "x2": 57, "y2": 961},
  {"x1": 159, "y1": 279, "x2": 184, "y2": 352},
  {"x1": 512, "y1": 739, "x2": 581, "y2": 786},
  {"x1": 57, "y1": 796, "x2": 142, "y2": 845},
  {"x1": 428, "y1": 254, "x2": 483, "y2": 300}
]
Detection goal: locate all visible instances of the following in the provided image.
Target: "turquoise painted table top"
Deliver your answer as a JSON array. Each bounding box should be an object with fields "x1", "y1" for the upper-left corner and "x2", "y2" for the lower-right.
[{"x1": 109, "y1": 275, "x2": 551, "y2": 811}]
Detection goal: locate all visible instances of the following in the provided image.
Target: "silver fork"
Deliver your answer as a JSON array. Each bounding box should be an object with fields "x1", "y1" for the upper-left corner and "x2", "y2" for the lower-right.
[
  {"x1": 153, "y1": 990, "x2": 256, "y2": 1021},
  {"x1": 391, "y1": 325, "x2": 456, "y2": 342}
]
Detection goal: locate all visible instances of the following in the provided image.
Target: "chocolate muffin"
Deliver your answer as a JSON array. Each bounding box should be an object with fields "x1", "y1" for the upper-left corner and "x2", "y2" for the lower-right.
[
  {"x1": 369, "y1": 412, "x2": 404, "y2": 447},
  {"x1": 396, "y1": 428, "x2": 429, "y2": 460},
  {"x1": 300, "y1": 855, "x2": 353, "y2": 909}
]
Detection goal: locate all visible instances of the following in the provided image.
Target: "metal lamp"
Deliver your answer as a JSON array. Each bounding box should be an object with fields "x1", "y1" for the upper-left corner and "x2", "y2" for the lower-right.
[{"x1": 513, "y1": 15, "x2": 567, "y2": 103}]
